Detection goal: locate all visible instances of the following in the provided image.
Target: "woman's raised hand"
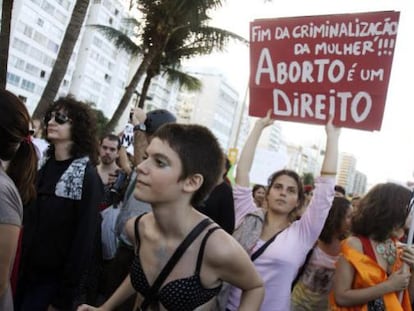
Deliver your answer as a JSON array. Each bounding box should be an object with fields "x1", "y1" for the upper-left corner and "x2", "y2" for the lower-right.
[
  {"x1": 325, "y1": 114, "x2": 341, "y2": 139},
  {"x1": 256, "y1": 109, "x2": 274, "y2": 129}
]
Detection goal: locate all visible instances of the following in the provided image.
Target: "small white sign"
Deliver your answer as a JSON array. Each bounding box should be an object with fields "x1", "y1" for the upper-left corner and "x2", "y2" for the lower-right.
[{"x1": 250, "y1": 148, "x2": 289, "y2": 185}]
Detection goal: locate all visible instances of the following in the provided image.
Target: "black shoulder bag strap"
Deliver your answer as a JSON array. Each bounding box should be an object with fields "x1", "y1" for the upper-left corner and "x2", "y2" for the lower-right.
[
  {"x1": 140, "y1": 218, "x2": 212, "y2": 310},
  {"x1": 291, "y1": 247, "x2": 315, "y2": 291},
  {"x1": 250, "y1": 229, "x2": 285, "y2": 262}
]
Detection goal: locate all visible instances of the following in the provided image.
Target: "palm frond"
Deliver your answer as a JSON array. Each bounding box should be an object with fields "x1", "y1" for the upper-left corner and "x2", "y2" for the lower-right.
[
  {"x1": 121, "y1": 17, "x2": 141, "y2": 29},
  {"x1": 88, "y1": 24, "x2": 141, "y2": 55},
  {"x1": 163, "y1": 67, "x2": 202, "y2": 91}
]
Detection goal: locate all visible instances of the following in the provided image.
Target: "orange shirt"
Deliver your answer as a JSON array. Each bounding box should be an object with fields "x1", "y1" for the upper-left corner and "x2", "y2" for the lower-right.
[{"x1": 330, "y1": 239, "x2": 412, "y2": 311}]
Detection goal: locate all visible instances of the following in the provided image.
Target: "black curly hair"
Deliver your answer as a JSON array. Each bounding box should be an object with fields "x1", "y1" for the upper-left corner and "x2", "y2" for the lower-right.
[{"x1": 45, "y1": 96, "x2": 99, "y2": 165}]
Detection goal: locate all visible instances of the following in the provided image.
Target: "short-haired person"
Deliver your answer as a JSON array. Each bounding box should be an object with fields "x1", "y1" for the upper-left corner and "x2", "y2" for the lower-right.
[
  {"x1": 100, "y1": 109, "x2": 178, "y2": 308},
  {"x1": 0, "y1": 89, "x2": 37, "y2": 311},
  {"x1": 78, "y1": 123, "x2": 264, "y2": 311},
  {"x1": 223, "y1": 110, "x2": 340, "y2": 311},
  {"x1": 291, "y1": 197, "x2": 352, "y2": 310},
  {"x1": 97, "y1": 134, "x2": 123, "y2": 210},
  {"x1": 16, "y1": 97, "x2": 103, "y2": 311},
  {"x1": 332, "y1": 183, "x2": 414, "y2": 310},
  {"x1": 97, "y1": 134, "x2": 125, "y2": 301}
]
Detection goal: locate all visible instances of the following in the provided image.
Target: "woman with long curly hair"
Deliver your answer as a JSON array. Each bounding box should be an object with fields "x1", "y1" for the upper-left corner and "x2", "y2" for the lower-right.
[
  {"x1": 0, "y1": 89, "x2": 37, "y2": 311},
  {"x1": 16, "y1": 97, "x2": 103, "y2": 311}
]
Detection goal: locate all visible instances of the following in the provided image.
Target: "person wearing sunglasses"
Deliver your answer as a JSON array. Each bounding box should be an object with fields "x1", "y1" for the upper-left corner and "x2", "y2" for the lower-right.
[
  {"x1": 0, "y1": 89, "x2": 37, "y2": 311},
  {"x1": 15, "y1": 97, "x2": 103, "y2": 311}
]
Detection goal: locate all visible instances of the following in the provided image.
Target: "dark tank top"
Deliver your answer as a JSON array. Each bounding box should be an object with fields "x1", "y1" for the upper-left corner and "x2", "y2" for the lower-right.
[{"x1": 130, "y1": 215, "x2": 222, "y2": 310}]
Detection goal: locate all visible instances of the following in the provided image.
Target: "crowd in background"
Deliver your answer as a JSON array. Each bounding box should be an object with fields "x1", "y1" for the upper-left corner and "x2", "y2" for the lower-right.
[{"x1": 2, "y1": 89, "x2": 414, "y2": 311}]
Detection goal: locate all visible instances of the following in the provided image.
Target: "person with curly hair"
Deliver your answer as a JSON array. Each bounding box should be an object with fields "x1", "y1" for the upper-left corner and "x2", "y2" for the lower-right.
[
  {"x1": 0, "y1": 89, "x2": 37, "y2": 311},
  {"x1": 16, "y1": 97, "x2": 103, "y2": 311},
  {"x1": 331, "y1": 183, "x2": 414, "y2": 310}
]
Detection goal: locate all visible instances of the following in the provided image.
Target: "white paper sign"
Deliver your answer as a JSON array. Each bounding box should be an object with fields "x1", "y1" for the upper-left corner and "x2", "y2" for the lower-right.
[{"x1": 249, "y1": 148, "x2": 289, "y2": 185}]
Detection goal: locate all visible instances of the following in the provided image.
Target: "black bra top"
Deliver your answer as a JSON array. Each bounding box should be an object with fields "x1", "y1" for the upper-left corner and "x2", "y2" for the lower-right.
[{"x1": 130, "y1": 215, "x2": 222, "y2": 311}]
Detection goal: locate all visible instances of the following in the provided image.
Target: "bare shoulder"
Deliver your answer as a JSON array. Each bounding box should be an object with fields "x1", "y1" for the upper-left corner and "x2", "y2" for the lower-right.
[
  {"x1": 203, "y1": 228, "x2": 247, "y2": 266},
  {"x1": 125, "y1": 213, "x2": 152, "y2": 241},
  {"x1": 346, "y1": 235, "x2": 363, "y2": 252}
]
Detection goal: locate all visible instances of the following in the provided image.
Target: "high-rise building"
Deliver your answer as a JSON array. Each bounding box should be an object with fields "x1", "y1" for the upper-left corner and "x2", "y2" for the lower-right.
[
  {"x1": 178, "y1": 67, "x2": 241, "y2": 150},
  {"x1": 257, "y1": 122, "x2": 283, "y2": 152},
  {"x1": 337, "y1": 153, "x2": 357, "y2": 194},
  {"x1": 285, "y1": 143, "x2": 321, "y2": 177},
  {"x1": 6, "y1": 0, "x2": 80, "y2": 113},
  {"x1": 5, "y1": 0, "x2": 134, "y2": 117},
  {"x1": 352, "y1": 170, "x2": 367, "y2": 196},
  {"x1": 69, "y1": 0, "x2": 132, "y2": 117},
  {"x1": 138, "y1": 74, "x2": 181, "y2": 114}
]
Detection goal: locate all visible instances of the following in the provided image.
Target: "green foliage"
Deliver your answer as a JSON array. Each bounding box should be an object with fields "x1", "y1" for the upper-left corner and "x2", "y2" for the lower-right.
[
  {"x1": 302, "y1": 172, "x2": 315, "y2": 187},
  {"x1": 106, "y1": 0, "x2": 249, "y2": 129},
  {"x1": 88, "y1": 24, "x2": 141, "y2": 55},
  {"x1": 164, "y1": 67, "x2": 202, "y2": 91},
  {"x1": 92, "y1": 108, "x2": 109, "y2": 137}
]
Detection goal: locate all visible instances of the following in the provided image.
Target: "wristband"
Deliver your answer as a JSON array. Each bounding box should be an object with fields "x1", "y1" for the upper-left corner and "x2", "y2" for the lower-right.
[
  {"x1": 321, "y1": 171, "x2": 337, "y2": 176},
  {"x1": 133, "y1": 123, "x2": 146, "y2": 132}
]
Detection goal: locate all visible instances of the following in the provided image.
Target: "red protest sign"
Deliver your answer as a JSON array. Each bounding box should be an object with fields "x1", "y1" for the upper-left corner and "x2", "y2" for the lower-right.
[{"x1": 249, "y1": 11, "x2": 399, "y2": 131}]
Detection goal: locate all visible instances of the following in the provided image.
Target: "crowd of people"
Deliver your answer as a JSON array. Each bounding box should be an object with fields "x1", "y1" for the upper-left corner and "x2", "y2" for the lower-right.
[{"x1": 1, "y1": 89, "x2": 414, "y2": 311}]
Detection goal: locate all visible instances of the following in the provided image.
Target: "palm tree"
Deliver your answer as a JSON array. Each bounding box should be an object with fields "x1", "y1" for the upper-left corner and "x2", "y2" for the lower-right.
[
  {"x1": 103, "y1": 0, "x2": 248, "y2": 132},
  {"x1": 136, "y1": 64, "x2": 203, "y2": 108},
  {"x1": 32, "y1": 0, "x2": 90, "y2": 119},
  {"x1": 136, "y1": 61, "x2": 202, "y2": 109},
  {"x1": 91, "y1": 21, "x2": 203, "y2": 108},
  {"x1": 0, "y1": 0, "x2": 14, "y2": 89}
]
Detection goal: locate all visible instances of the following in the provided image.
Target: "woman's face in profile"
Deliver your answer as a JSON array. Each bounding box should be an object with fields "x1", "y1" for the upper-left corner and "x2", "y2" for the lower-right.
[{"x1": 45, "y1": 109, "x2": 72, "y2": 143}]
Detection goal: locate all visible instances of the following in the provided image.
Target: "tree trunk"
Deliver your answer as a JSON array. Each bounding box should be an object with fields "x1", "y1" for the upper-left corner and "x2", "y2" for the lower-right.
[
  {"x1": 0, "y1": 0, "x2": 14, "y2": 89},
  {"x1": 137, "y1": 71, "x2": 154, "y2": 108},
  {"x1": 105, "y1": 51, "x2": 158, "y2": 132},
  {"x1": 32, "y1": 0, "x2": 90, "y2": 118}
]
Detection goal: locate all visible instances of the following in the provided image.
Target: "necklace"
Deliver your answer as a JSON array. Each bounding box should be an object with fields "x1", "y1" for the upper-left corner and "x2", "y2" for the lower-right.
[{"x1": 375, "y1": 238, "x2": 396, "y2": 266}]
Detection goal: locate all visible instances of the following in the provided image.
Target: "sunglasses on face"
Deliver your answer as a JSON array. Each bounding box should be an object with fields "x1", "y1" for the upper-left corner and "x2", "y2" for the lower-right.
[{"x1": 44, "y1": 111, "x2": 71, "y2": 125}]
